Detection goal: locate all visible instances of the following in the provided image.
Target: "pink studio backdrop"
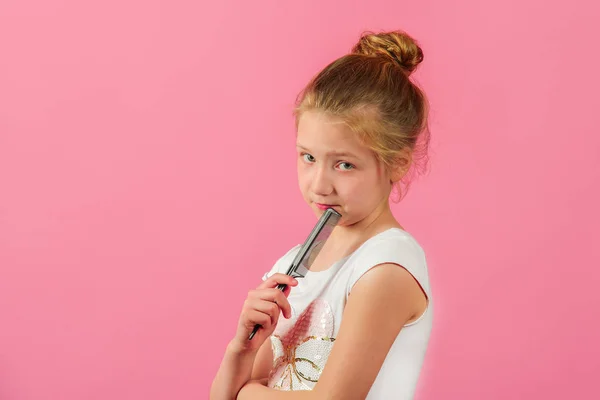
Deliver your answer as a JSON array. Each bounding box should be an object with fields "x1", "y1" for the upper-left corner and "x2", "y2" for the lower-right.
[{"x1": 1, "y1": 0, "x2": 599, "y2": 399}]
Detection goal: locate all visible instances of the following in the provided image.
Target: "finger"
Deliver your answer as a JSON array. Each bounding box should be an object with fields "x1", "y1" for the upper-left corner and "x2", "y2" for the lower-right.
[
  {"x1": 251, "y1": 299, "x2": 282, "y2": 325},
  {"x1": 258, "y1": 273, "x2": 298, "y2": 290},
  {"x1": 247, "y1": 288, "x2": 293, "y2": 319},
  {"x1": 248, "y1": 284, "x2": 293, "y2": 301},
  {"x1": 258, "y1": 289, "x2": 292, "y2": 319},
  {"x1": 282, "y1": 285, "x2": 292, "y2": 297},
  {"x1": 245, "y1": 309, "x2": 272, "y2": 330}
]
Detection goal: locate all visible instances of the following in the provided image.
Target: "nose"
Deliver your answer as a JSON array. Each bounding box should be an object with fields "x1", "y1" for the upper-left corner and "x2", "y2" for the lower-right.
[{"x1": 310, "y1": 164, "x2": 334, "y2": 197}]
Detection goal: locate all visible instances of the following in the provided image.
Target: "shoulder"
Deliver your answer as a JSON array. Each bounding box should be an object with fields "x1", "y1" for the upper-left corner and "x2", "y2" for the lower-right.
[
  {"x1": 309, "y1": 230, "x2": 430, "y2": 399},
  {"x1": 344, "y1": 228, "x2": 431, "y2": 298},
  {"x1": 355, "y1": 228, "x2": 426, "y2": 261}
]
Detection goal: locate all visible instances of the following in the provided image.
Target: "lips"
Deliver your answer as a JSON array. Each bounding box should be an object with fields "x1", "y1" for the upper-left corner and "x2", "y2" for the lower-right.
[{"x1": 315, "y1": 203, "x2": 337, "y2": 210}]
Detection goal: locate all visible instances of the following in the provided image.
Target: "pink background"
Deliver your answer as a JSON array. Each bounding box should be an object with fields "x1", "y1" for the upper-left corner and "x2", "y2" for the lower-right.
[{"x1": 1, "y1": 0, "x2": 599, "y2": 399}]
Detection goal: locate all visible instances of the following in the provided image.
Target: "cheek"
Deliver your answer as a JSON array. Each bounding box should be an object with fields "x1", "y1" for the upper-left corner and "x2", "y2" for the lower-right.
[
  {"x1": 336, "y1": 177, "x2": 365, "y2": 204},
  {"x1": 297, "y1": 165, "x2": 310, "y2": 191},
  {"x1": 341, "y1": 174, "x2": 384, "y2": 204},
  {"x1": 340, "y1": 183, "x2": 362, "y2": 199}
]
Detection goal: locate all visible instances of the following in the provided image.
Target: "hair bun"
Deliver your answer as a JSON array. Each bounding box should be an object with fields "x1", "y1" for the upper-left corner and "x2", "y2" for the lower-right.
[{"x1": 352, "y1": 30, "x2": 424, "y2": 75}]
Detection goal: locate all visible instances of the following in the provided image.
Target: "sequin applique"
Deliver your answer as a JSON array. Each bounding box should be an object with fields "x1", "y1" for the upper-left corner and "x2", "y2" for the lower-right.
[{"x1": 268, "y1": 298, "x2": 335, "y2": 391}]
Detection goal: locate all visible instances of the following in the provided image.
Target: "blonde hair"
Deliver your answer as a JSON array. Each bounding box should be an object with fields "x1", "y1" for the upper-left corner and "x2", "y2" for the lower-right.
[{"x1": 294, "y1": 30, "x2": 431, "y2": 201}]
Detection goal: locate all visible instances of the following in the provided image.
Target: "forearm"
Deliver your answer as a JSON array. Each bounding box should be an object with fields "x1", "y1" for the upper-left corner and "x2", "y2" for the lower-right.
[
  {"x1": 237, "y1": 381, "x2": 320, "y2": 400},
  {"x1": 210, "y1": 342, "x2": 258, "y2": 400}
]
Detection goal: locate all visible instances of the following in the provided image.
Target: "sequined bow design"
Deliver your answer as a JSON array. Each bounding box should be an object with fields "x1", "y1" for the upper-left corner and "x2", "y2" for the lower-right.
[{"x1": 268, "y1": 299, "x2": 336, "y2": 391}]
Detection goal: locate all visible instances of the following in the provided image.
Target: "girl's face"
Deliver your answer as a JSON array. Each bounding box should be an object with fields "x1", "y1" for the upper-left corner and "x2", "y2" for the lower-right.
[{"x1": 296, "y1": 110, "x2": 393, "y2": 227}]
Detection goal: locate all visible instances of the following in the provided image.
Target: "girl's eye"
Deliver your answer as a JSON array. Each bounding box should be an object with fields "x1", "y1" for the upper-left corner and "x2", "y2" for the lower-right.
[
  {"x1": 338, "y1": 162, "x2": 355, "y2": 171},
  {"x1": 302, "y1": 153, "x2": 315, "y2": 163}
]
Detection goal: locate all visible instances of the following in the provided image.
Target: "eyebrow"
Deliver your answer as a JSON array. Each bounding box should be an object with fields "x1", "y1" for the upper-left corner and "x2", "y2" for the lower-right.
[{"x1": 296, "y1": 144, "x2": 359, "y2": 159}]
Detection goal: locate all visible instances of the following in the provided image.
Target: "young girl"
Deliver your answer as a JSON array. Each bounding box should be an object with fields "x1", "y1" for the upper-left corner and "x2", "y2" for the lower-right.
[{"x1": 211, "y1": 29, "x2": 433, "y2": 400}]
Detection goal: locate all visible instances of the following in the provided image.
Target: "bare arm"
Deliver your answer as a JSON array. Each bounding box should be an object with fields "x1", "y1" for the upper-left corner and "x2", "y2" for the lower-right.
[
  {"x1": 209, "y1": 274, "x2": 297, "y2": 400},
  {"x1": 238, "y1": 382, "x2": 317, "y2": 399},
  {"x1": 237, "y1": 263, "x2": 427, "y2": 400},
  {"x1": 210, "y1": 341, "x2": 259, "y2": 400},
  {"x1": 250, "y1": 333, "x2": 274, "y2": 380}
]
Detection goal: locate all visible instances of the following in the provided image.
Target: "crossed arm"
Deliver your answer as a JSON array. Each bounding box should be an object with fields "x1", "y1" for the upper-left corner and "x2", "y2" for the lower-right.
[{"x1": 236, "y1": 263, "x2": 427, "y2": 400}]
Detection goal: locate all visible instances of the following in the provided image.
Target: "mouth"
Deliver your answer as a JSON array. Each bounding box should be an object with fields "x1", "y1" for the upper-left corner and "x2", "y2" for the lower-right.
[{"x1": 314, "y1": 203, "x2": 338, "y2": 210}]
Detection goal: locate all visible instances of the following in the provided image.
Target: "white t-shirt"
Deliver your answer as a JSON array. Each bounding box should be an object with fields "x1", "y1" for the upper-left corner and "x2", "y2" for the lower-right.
[{"x1": 261, "y1": 228, "x2": 433, "y2": 399}]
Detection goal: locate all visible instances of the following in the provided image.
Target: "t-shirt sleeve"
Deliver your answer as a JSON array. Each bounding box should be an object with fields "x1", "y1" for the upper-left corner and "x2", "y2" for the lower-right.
[
  {"x1": 261, "y1": 244, "x2": 302, "y2": 282},
  {"x1": 345, "y1": 234, "x2": 430, "y2": 300}
]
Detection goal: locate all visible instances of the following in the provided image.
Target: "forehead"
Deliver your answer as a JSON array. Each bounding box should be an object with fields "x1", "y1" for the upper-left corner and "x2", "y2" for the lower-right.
[{"x1": 296, "y1": 111, "x2": 368, "y2": 155}]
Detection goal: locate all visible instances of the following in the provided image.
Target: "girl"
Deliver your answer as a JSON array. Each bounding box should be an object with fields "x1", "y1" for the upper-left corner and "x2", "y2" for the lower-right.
[{"x1": 211, "y1": 29, "x2": 433, "y2": 400}]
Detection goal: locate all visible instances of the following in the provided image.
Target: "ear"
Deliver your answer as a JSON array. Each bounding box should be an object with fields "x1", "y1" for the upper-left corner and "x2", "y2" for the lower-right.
[{"x1": 389, "y1": 149, "x2": 412, "y2": 183}]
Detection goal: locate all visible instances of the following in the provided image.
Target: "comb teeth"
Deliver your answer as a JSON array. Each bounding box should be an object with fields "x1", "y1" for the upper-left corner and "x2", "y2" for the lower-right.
[{"x1": 284, "y1": 208, "x2": 342, "y2": 278}]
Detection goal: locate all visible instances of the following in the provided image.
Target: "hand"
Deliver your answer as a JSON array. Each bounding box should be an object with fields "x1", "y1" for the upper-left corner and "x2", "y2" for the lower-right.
[{"x1": 230, "y1": 273, "x2": 298, "y2": 354}]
